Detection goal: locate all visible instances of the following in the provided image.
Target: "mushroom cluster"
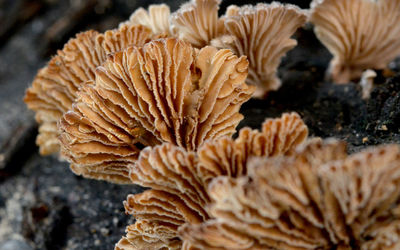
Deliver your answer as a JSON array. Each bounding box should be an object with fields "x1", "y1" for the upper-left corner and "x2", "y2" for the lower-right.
[
  {"x1": 168, "y1": 0, "x2": 307, "y2": 97},
  {"x1": 24, "y1": 0, "x2": 307, "y2": 157},
  {"x1": 180, "y1": 139, "x2": 400, "y2": 249},
  {"x1": 116, "y1": 112, "x2": 309, "y2": 249},
  {"x1": 22, "y1": 0, "x2": 400, "y2": 249}
]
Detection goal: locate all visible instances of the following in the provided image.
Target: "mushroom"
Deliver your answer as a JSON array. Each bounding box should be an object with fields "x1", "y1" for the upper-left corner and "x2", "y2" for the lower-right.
[
  {"x1": 115, "y1": 219, "x2": 182, "y2": 250},
  {"x1": 360, "y1": 69, "x2": 377, "y2": 99},
  {"x1": 58, "y1": 37, "x2": 255, "y2": 183},
  {"x1": 180, "y1": 139, "x2": 400, "y2": 249},
  {"x1": 171, "y1": 0, "x2": 224, "y2": 48},
  {"x1": 171, "y1": 0, "x2": 307, "y2": 98},
  {"x1": 197, "y1": 112, "x2": 308, "y2": 184},
  {"x1": 122, "y1": 4, "x2": 172, "y2": 35},
  {"x1": 116, "y1": 113, "x2": 309, "y2": 249},
  {"x1": 309, "y1": 0, "x2": 400, "y2": 84},
  {"x1": 24, "y1": 24, "x2": 154, "y2": 155}
]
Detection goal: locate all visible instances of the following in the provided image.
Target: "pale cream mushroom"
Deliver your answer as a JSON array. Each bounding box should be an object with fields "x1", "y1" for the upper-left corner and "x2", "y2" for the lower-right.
[
  {"x1": 310, "y1": 0, "x2": 400, "y2": 84},
  {"x1": 24, "y1": 24, "x2": 154, "y2": 155}
]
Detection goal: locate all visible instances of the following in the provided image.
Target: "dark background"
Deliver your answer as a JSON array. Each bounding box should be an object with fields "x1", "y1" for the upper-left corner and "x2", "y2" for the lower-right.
[{"x1": 0, "y1": 0, "x2": 399, "y2": 249}]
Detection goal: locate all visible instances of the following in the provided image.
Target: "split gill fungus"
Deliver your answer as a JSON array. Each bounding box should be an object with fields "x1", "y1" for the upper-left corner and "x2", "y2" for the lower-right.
[{"x1": 20, "y1": 0, "x2": 400, "y2": 249}]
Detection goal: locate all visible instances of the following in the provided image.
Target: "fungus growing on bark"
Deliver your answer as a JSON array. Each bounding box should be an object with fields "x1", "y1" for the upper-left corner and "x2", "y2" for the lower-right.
[
  {"x1": 24, "y1": 24, "x2": 154, "y2": 155},
  {"x1": 309, "y1": 0, "x2": 400, "y2": 84},
  {"x1": 116, "y1": 113, "x2": 309, "y2": 249},
  {"x1": 59, "y1": 37, "x2": 255, "y2": 183},
  {"x1": 172, "y1": 0, "x2": 307, "y2": 98},
  {"x1": 180, "y1": 139, "x2": 400, "y2": 249}
]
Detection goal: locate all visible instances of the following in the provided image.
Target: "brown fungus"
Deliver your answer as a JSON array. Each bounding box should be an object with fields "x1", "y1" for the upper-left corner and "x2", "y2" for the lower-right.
[
  {"x1": 117, "y1": 113, "x2": 309, "y2": 249},
  {"x1": 24, "y1": 24, "x2": 154, "y2": 155},
  {"x1": 180, "y1": 139, "x2": 400, "y2": 249},
  {"x1": 59, "y1": 37, "x2": 255, "y2": 183},
  {"x1": 309, "y1": 0, "x2": 400, "y2": 84},
  {"x1": 171, "y1": 0, "x2": 307, "y2": 98}
]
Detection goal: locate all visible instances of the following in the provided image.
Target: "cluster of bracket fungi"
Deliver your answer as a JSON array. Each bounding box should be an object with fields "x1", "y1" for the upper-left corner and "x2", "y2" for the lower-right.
[{"x1": 24, "y1": 0, "x2": 400, "y2": 249}]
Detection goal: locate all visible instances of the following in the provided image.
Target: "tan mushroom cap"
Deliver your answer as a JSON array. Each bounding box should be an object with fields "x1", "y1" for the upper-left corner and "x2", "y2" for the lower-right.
[
  {"x1": 211, "y1": 3, "x2": 307, "y2": 98},
  {"x1": 310, "y1": 0, "x2": 400, "y2": 84},
  {"x1": 24, "y1": 24, "x2": 154, "y2": 155},
  {"x1": 180, "y1": 139, "x2": 400, "y2": 249},
  {"x1": 117, "y1": 112, "x2": 309, "y2": 249},
  {"x1": 59, "y1": 37, "x2": 255, "y2": 183},
  {"x1": 122, "y1": 4, "x2": 172, "y2": 35}
]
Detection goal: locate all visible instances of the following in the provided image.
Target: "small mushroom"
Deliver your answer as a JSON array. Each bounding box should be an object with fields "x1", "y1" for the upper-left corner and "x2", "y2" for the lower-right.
[
  {"x1": 122, "y1": 4, "x2": 172, "y2": 35},
  {"x1": 24, "y1": 24, "x2": 154, "y2": 155},
  {"x1": 117, "y1": 112, "x2": 309, "y2": 249},
  {"x1": 360, "y1": 69, "x2": 377, "y2": 100},
  {"x1": 310, "y1": 0, "x2": 400, "y2": 84},
  {"x1": 180, "y1": 139, "x2": 400, "y2": 249},
  {"x1": 211, "y1": 3, "x2": 308, "y2": 98},
  {"x1": 59, "y1": 38, "x2": 255, "y2": 183}
]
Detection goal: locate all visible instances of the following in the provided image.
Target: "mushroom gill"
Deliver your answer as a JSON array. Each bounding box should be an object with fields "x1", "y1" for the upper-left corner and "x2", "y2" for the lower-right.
[
  {"x1": 122, "y1": 4, "x2": 172, "y2": 36},
  {"x1": 24, "y1": 24, "x2": 154, "y2": 155},
  {"x1": 309, "y1": 0, "x2": 400, "y2": 84},
  {"x1": 58, "y1": 37, "x2": 255, "y2": 183},
  {"x1": 180, "y1": 139, "x2": 400, "y2": 249}
]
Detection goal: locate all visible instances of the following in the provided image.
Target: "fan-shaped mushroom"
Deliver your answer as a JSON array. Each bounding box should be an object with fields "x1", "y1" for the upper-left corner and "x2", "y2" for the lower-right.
[
  {"x1": 117, "y1": 113, "x2": 309, "y2": 249},
  {"x1": 24, "y1": 24, "x2": 154, "y2": 155},
  {"x1": 309, "y1": 0, "x2": 400, "y2": 84},
  {"x1": 59, "y1": 37, "x2": 255, "y2": 183},
  {"x1": 180, "y1": 139, "x2": 400, "y2": 249}
]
